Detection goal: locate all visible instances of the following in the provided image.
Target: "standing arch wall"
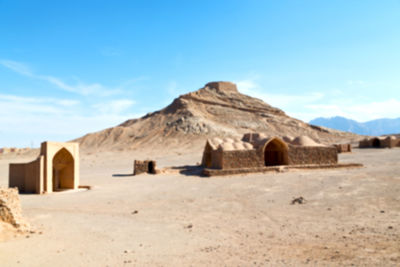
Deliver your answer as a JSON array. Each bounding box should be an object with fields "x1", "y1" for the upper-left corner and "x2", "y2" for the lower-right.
[
  {"x1": 9, "y1": 141, "x2": 79, "y2": 194},
  {"x1": 41, "y1": 142, "x2": 79, "y2": 193},
  {"x1": 262, "y1": 138, "x2": 289, "y2": 166}
]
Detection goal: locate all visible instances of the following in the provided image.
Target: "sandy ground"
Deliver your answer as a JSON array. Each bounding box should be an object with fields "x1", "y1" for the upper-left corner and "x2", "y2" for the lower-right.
[{"x1": 0, "y1": 148, "x2": 399, "y2": 266}]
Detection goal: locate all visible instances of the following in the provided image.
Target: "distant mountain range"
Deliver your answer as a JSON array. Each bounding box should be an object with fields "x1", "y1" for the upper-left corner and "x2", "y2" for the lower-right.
[{"x1": 310, "y1": 116, "x2": 400, "y2": 136}]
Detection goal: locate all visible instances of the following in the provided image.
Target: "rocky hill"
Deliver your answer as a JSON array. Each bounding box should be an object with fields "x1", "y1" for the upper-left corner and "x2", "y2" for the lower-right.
[{"x1": 76, "y1": 81, "x2": 359, "y2": 152}]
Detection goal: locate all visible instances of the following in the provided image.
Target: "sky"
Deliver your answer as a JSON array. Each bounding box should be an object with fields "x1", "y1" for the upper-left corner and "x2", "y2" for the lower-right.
[{"x1": 1, "y1": 0, "x2": 400, "y2": 147}]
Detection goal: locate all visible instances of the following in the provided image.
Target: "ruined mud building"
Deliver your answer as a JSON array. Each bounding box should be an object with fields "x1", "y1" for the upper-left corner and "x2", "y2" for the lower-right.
[
  {"x1": 359, "y1": 136, "x2": 400, "y2": 149},
  {"x1": 9, "y1": 142, "x2": 80, "y2": 194},
  {"x1": 202, "y1": 133, "x2": 338, "y2": 170}
]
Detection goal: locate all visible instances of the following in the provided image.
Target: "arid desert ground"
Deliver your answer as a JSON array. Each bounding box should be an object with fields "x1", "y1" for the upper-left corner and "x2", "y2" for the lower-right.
[{"x1": 0, "y1": 147, "x2": 399, "y2": 266}]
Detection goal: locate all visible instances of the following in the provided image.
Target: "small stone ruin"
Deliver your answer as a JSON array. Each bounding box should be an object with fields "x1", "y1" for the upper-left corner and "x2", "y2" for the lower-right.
[
  {"x1": 334, "y1": 144, "x2": 352, "y2": 153},
  {"x1": 134, "y1": 160, "x2": 158, "y2": 175}
]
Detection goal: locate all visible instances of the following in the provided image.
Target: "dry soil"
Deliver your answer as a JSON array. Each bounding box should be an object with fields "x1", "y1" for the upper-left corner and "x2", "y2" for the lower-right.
[{"x1": 0, "y1": 148, "x2": 399, "y2": 266}]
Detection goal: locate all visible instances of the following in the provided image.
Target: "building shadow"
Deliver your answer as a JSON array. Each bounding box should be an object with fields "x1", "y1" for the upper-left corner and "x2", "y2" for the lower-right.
[
  {"x1": 112, "y1": 173, "x2": 134, "y2": 178},
  {"x1": 170, "y1": 165, "x2": 206, "y2": 177}
]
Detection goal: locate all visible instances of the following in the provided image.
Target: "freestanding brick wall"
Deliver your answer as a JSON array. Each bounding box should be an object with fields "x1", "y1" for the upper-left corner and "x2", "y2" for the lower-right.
[
  {"x1": 220, "y1": 149, "x2": 263, "y2": 169},
  {"x1": 134, "y1": 160, "x2": 157, "y2": 175},
  {"x1": 334, "y1": 144, "x2": 352, "y2": 153},
  {"x1": 288, "y1": 146, "x2": 338, "y2": 165}
]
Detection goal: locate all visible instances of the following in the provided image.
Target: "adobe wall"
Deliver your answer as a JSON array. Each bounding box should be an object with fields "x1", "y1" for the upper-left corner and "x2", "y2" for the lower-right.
[
  {"x1": 220, "y1": 149, "x2": 263, "y2": 169},
  {"x1": 209, "y1": 150, "x2": 222, "y2": 169},
  {"x1": 380, "y1": 138, "x2": 398, "y2": 148},
  {"x1": 9, "y1": 156, "x2": 43, "y2": 194},
  {"x1": 334, "y1": 144, "x2": 352, "y2": 153},
  {"x1": 201, "y1": 143, "x2": 212, "y2": 167},
  {"x1": 359, "y1": 139, "x2": 372, "y2": 148},
  {"x1": 41, "y1": 142, "x2": 79, "y2": 193},
  {"x1": 0, "y1": 187, "x2": 29, "y2": 230},
  {"x1": 205, "y1": 81, "x2": 237, "y2": 93},
  {"x1": 288, "y1": 146, "x2": 338, "y2": 165},
  {"x1": 134, "y1": 160, "x2": 157, "y2": 175}
]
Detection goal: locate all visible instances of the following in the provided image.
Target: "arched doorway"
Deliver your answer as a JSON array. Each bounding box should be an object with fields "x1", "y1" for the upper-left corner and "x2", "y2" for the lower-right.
[
  {"x1": 264, "y1": 138, "x2": 288, "y2": 166},
  {"x1": 372, "y1": 138, "x2": 381, "y2": 148},
  {"x1": 52, "y1": 148, "x2": 74, "y2": 191}
]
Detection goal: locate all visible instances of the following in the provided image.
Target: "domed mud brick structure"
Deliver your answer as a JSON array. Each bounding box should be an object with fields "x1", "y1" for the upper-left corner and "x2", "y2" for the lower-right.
[
  {"x1": 9, "y1": 142, "x2": 80, "y2": 194},
  {"x1": 202, "y1": 133, "x2": 342, "y2": 175},
  {"x1": 359, "y1": 136, "x2": 400, "y2": 148}
]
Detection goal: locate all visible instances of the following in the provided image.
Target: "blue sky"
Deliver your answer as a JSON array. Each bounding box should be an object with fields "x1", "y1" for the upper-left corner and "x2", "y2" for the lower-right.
[{"x1": 1, "y1": 0, "x2": 400, "y2": 147}]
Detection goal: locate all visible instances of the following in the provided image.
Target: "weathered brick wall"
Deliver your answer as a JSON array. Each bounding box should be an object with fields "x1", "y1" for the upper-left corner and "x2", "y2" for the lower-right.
[
  {"x1": 211, "y1": 150, "x2": 223, "y2": 169},
  {"x1": 288, "y1": 146, "x2": 338, "y2": 165},
  {"x1": 381, "y1": 138, "x2": 398, "y2": 148},
  {"x1": 221, "y1": 150, "x2": 264, "y2": 169},
  {"x1": 334, "y1": 144, "x2": 352, "y2": 153},
  {"x1": 359, "y1": 139, "x2": 372, "y2": 148},
  {"x1": 134, "y1": 160, "x2": 157, "y2": 175}
]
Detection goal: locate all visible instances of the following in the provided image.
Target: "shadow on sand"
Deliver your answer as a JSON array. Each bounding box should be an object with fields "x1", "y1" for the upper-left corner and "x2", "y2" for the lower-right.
[
  {"x1": 170, "y1": 165, "x2": 206, "y2": 177},
  {"x1": 112, "y1": 173, "x2": 134, "y2": 178}
]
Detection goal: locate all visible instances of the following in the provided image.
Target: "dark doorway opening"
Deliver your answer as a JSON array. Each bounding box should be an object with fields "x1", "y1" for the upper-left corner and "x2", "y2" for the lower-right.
[
  {"x1": 372, "y1": 138, "x2": 381, "y2": 148},
  {"x1": 148, "y1": 161, "x2": 155, "y2": 174},
  {"x1": 264, "y1": 139, "x2": 288, "y2": 166}
]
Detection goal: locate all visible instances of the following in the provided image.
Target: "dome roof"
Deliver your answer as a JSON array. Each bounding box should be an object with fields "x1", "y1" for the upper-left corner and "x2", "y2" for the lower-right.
[{"x1": 292, "y1": 136, "x2": 324, "y2": 147}]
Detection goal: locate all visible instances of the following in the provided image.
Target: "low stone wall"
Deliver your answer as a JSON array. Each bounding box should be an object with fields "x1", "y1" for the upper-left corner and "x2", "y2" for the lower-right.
[
  {"x1": 220, "y1": 149, "x2": 263, "y2": 169},
  {"x1": 134, "y1": 160, "x2": 157, "y2": 175},
  {"x1": 288, "y1": 146, "x2": 338, "y2": 165},
  {"x1": 0, "y1": 188, "x2": 29, "y2": 230},
  {"x1": 334, "y1": 144, "x2": 352, "y2": 153}
]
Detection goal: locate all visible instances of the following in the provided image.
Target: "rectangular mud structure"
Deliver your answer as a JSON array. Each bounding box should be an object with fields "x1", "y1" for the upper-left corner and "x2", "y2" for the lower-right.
[
  {"x1": 202, "y1": 134, "x2": 339, "y2": 171},
  {"x1": 334, "y1": 144, "x2": 352, "y2": 153},
  {"x1": 134, "y1": 160, "x2": 157, "y2": 175},
  {"x1": 359, "y1": 136, "x2": 400, "y2": 148}
]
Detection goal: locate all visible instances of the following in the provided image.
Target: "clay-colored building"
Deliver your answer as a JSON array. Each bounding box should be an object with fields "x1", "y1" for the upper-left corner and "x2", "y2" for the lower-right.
[
  {"x1": 134, "y1": 160, "x2": 157, "y2": 175},
  {"x1": 359, "y1": 136, "x2": 400, "y2": 149},
  {"x1": 334, "y1": 144, "x2": 352, "y2": 153},
  {"x1": 9, "y1": 142, "x2": 79, "y2": 194},
  {"x1": 202, "y1": 134, "x2": 338, "y2": 170}
]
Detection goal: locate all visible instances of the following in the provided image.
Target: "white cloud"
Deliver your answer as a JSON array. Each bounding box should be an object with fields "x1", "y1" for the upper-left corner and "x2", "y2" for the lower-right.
[
  {"x1": 0, "y1": 59, "x2": 34, "y2": 76},
  {"x1": 92, "y1": 99, "x2": 135, "y2": 115},
  {"x1": 235, "y1": 79, "x2": 324, "y2": 110},
  {"x1": 0, "y1": 59, "x2": 119, "y2": 96},
  {"x1": 305, "y1": 98, "x2": 400, "y2": 122},
  {"x1": 234, "y1": 78, "x2": 400, "y2": 123},
  {"x1": 0, "y1": 94, "x2": 141, "y2": 147}
]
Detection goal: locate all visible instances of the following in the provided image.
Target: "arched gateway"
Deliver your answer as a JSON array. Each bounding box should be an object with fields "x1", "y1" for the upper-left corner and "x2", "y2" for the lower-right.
[
  {"x1": 263, "y1": 138, "x2": 289, "y2": 166},
  {"x1": 52, "y1": 148, "x2": 75, "y2": 191}
]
